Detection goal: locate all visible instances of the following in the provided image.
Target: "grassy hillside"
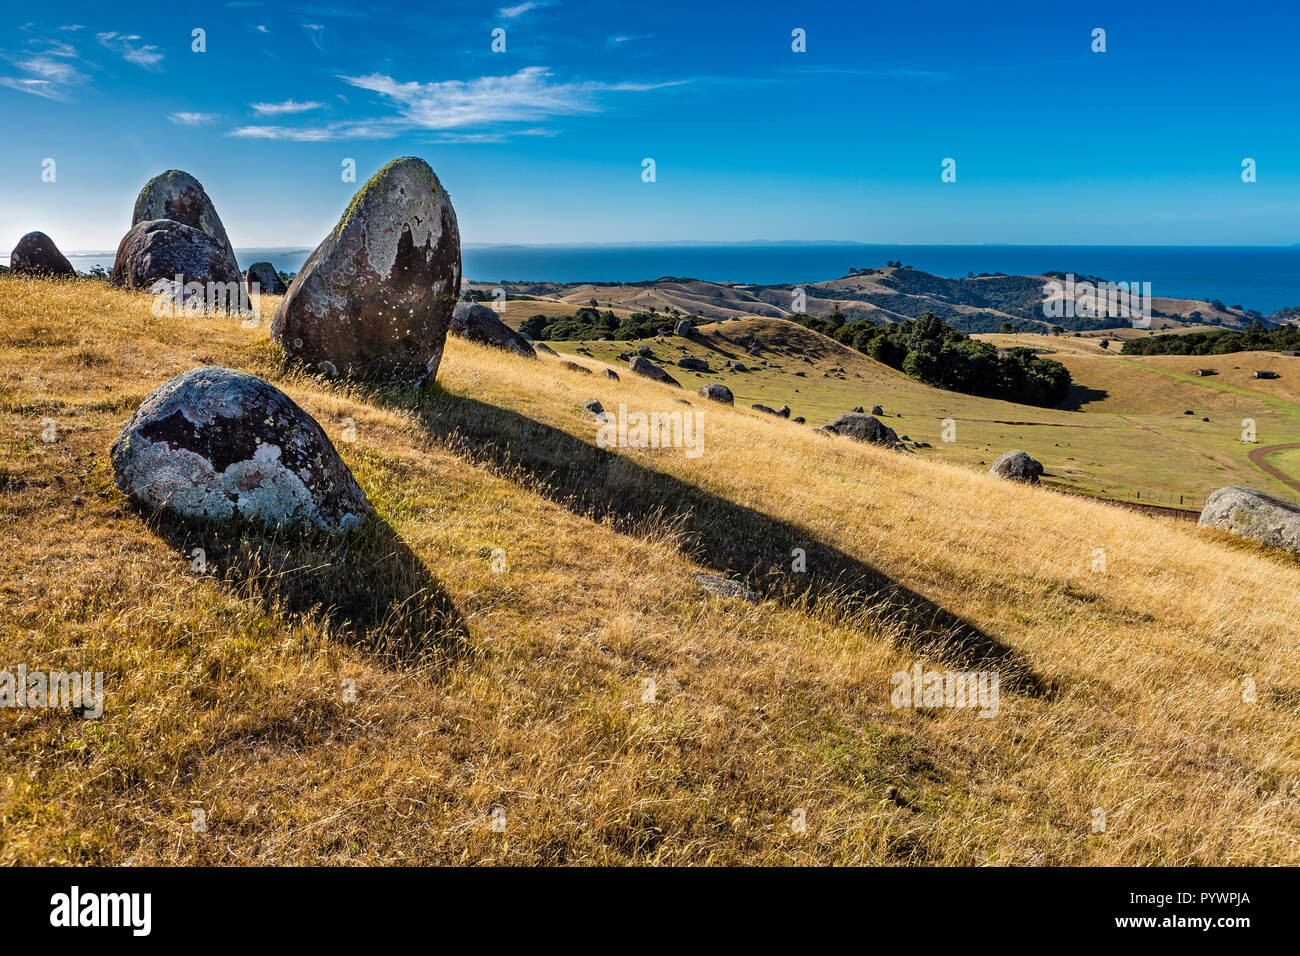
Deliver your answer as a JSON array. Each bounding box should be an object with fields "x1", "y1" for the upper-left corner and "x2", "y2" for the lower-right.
[
  {"x1": 2, "y1": 275, "x2": 1299, "y2": 865},
  {"x1": 477, "y1": 267, "x2": 1259, "y2": 333},
  {"x1": 546, "y1": 318, "x2": 1300, "y2": 510}
]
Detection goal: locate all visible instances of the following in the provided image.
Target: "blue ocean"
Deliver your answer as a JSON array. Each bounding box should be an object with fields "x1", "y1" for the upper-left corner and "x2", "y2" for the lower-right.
[{"x1": 12, "y1": 244, "x2": 1300, "y2": 314}]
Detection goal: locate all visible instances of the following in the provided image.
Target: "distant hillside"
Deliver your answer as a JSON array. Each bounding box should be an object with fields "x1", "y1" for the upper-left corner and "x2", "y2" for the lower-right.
[{"x1": 470, "y1": 265, "x2": 1264, "y2": 335}]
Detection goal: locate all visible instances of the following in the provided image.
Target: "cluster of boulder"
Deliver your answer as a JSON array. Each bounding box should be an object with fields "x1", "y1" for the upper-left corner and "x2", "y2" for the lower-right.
[
  {"x1": 112, "y1": 170, "x2": 242, "y2": 290},
  {"x1": 109, "y1": 156, "x2": 470, "y2": 531},
  {"x1": 818, "y1": 413, "x2": 901, "y2": 447}
]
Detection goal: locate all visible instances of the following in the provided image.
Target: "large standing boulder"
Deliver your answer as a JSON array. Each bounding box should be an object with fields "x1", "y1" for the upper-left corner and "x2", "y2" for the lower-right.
[
  {"x1": 989, "y1": 450, "x2": 1044, "y2": 483},
  {"x1": 111, "y1": 219, "x2": 243, "y2": 290},
  {"x1": 629, "y1": 356, "x2": 681, "y2": 388},
  {"x1": 697, "y1": 383, "x2": 733, "y2": 404},
  {"x1": 245, "y1": 261, "x2": 287, "y2": 295},
  {"x1": 10, "y1": 231, "x2": 75, "y2": 277},
  {"x1": 820, "y1": 413, "x2": 901, "y2": 448},
  {"x1": 111, "y1": 366, "x2": 369, "y2": 532},
  {"x1": 272, "y1": 157, "x2": 460, "y2": 384},
  {"x1": 675, "y1": 319, "x2": 693, "y2": 337},
  {"x1": 449, "y1": 302, "x2": 536, "y2": 358},
  {"x1": 1198, "y1": 486, "x2": 1300, "y2": 552},
  {"x1": 131, "y1": 170, "x2": 238, "y2": 271}
]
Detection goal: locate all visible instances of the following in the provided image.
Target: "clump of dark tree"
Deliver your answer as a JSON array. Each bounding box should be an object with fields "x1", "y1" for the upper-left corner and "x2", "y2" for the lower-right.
[
  {"x1": 791, "y1": 310, "x2": 1072, "y2": 407},
  {"x1": 519, "y1": 307, "x2": 712, "y2": 342},
  {"x1": 1121, "y1": 321, "x2": 1299, "y2": 356}
]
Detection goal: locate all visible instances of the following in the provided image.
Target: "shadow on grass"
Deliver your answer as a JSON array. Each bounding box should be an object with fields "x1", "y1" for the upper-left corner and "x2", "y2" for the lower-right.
[
  {"x1": 143, "y1": 508, "x2": 470, "y2": 669},
  {"x1": 384, "y1": 382, "x2": 1052, "y2": 697},
  {"x1": 1057, "y1": 383, "x2": 1110, "y2": 411}
]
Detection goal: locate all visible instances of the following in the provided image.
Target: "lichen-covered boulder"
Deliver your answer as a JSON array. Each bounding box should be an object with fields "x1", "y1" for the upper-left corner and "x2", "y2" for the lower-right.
[
  {"x1": 245, "y1": 261, "x2": 287, "y2": 296},
  {"x1": 629, "y1": 356, "x2": 681, "y2": 388},
  {"x1": 111, "y1": 219, "x2": 243, "y2": 290},
  {"x1": 1199, "y1": 486, "x2": 1300, "y2": 552},
  {"x1": 111, "y1": 366, "x2": 369, "y2": 532},
  {"x1": 449, "y1": 302, "x2": 536, "y2": 358},
  {"x1": 272, "y1": 157, "x2": 460, "y2": 384},
  {"x1": 697, "y1": 383, "x2": 733, "y2": 404},
  {"x1": 10, "y1": 231, "x2": 75, "y2": 277},
  {"x1": 677, "y1": 356, "x2": 709, "y2": 371},
  {"x1": 989, "y1": 450, "x2": 1044, "y2": 483},
  {"x1": 675, "y1": 319, "x2": 693, "y2": 337},
  {"x1": 820, "y1": 413, "x2": 901, "y2": 448},
  {"x1": 132, "y1": 170, "x2": 238, "y2": 268}
]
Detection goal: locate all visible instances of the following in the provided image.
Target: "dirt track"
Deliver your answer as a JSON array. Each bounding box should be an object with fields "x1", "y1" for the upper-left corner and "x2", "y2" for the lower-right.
[{"x1": 1248, "y1": 443, "x2": 1300, "y2": 493}]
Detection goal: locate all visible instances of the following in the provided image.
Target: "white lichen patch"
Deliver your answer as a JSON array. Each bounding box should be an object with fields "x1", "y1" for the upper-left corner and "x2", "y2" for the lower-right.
[{"x1": 112, "y1": 366, "x2": 370, "y2": 532}]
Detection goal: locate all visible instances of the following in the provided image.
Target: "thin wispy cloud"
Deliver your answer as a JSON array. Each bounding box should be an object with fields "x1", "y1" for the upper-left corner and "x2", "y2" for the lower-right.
[
  {"x1": 606, "y1": 34, "x2": 651, "y2": 48},
  {"x1": 229, "y1": 66, "x2": 685, "y2": 142},
  {"x1": 499, "y1": 1, "x2": 553, "y2": 19},
  {"x1": 302, "y1": 23, "x2": 325, "y2": 51},
  {"x1": 250, "y1": 98, "x2": 325, "y2": 116},
  {"x1": 168, "y1": 111, "x2": 218, "y2": 125},
  {"x1": 97, "y1": 32, "x2": 164, "y2": 70},
  {"x1": 0, "y1": 44, "x2": 89, "y2": 101},
  {"x1": 229, "y1": 122, "x2": 398, "y2": 141}
]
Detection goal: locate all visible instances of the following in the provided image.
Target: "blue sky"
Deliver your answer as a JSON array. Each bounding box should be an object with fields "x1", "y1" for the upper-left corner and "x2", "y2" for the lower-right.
[{"x1": 2, "y1": 0, "x2": 1298, "y2": 250}]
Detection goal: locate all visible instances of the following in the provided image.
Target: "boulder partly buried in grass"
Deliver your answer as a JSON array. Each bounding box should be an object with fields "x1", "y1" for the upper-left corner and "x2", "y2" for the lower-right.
[
  {"x1": 10, "y1": 231, "x2": 75, "y2": 277},
  {"x1": 1198, "y1": 486, "x2": 1300, "y2": 552},
  {"x1": 988, "y1": 450, "x2": 1043, "y2": 483},
  {"x1": 629, "y1": 355, "x2": 681, "y2": 388},
  {"x1": 697, "y1": 383, "x2": 733, "y2": 404},
  {"x1": 272, "y1": 157, "x2": 461, "y2": 385},
  {"x1": 820, "y1": 413, "x2": 901, "y2": 448},
  {"x1": 449, "y1": 302, "x2": 536, "y2": 358},
  {"x1": 111, "y1": 366, "x2": 370, "y2": 532}
]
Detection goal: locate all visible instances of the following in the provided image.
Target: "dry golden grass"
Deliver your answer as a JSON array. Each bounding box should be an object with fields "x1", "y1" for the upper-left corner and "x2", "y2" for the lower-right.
[{"x1": 2, "y1": 274, "x2": 1298, "y2": 865}]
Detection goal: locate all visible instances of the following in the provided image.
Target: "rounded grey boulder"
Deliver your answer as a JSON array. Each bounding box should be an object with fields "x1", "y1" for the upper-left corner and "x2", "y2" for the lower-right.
[
  {"x1": 111, "y1": 366, "x2": 370, "y2": 532},
  {"x1": 675, "y1": 319, "x2": 693, "y2": 336},
  {"x1": 821, "y1": 413, "x2": 901, "y2": 447},
  {"x1": 245, "y1": 261, "x2": 287, "y2": 296},
  {"x1": 272, "y1": 157, "x2": 461, "y2": 385},
  {"x1": 111, "y1": 219, "x2": 243, "y2": 289},
  {"x1": 629, "y1": 355, "x2": 681, "y2": 387},
  {"x1": 697, "y1": 383, "x2": 733, "y2": 404},
  {"x1": 989, "y1": 450, "x2": 1043, "y2": 483},
  {"x1": 1199, "y1": 486, "x2": 1300, "y2": 552},
  {"x1": 450, "y1": 302, "x2": 536, "y2": 358},
  {"x1": 130, "y1": 170, "x2": 239, "y2": 280},
  {"x1": 11, "y1": 231, "x2": 75, "y2": 277}
]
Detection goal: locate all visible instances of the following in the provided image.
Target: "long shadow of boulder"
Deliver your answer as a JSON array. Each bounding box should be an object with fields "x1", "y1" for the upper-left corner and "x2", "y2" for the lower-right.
[
  {"x1": 143, "y1": 509, "x2": 470, "y2": 669},
  {"x1": 390, "y1": 386, "x2": 1051, "y2": 697}
]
